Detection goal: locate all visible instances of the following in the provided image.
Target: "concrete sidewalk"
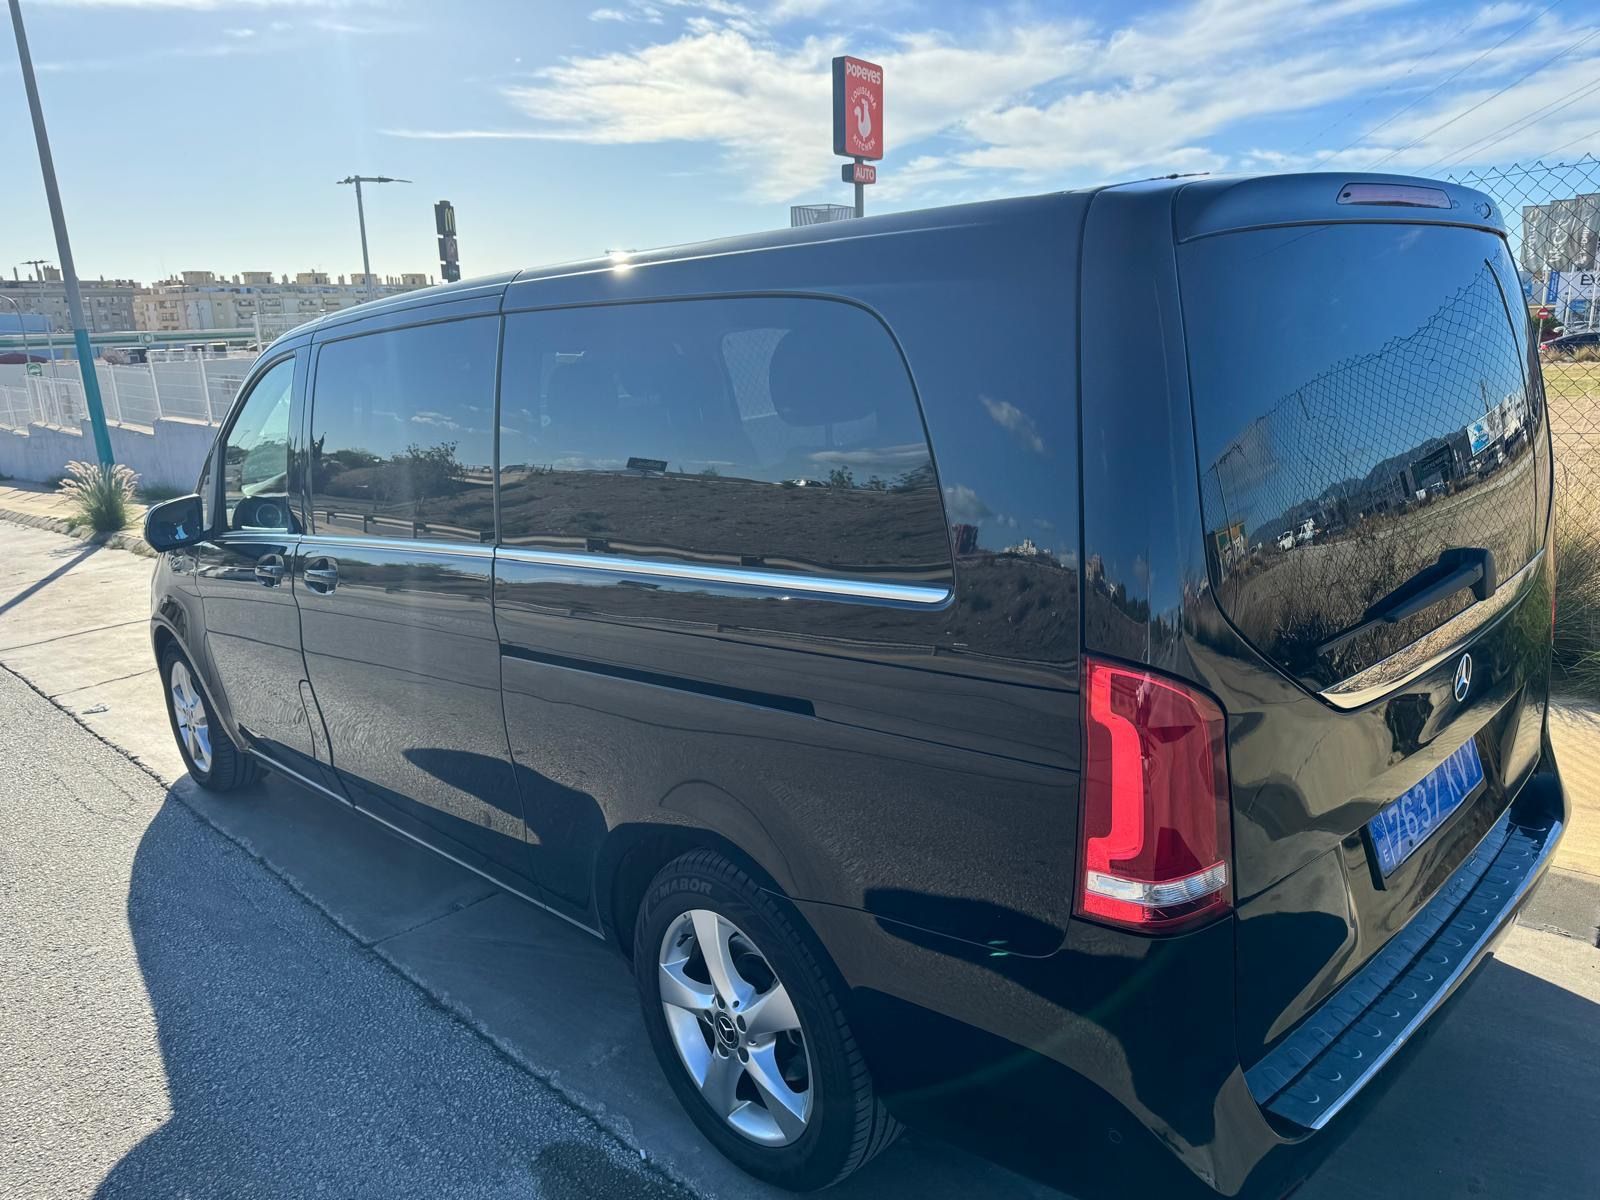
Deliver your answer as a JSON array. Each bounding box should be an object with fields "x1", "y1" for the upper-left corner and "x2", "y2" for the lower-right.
[
  {"x1": 1, "y1": 515, "x2": 1597, "y2": 1200},
  {"x1": 0, "y1": 480, "x2": 150, "y2": 557}
]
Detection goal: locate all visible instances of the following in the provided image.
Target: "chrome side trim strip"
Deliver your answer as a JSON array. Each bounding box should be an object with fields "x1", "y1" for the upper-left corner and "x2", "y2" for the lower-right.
[
  {"x1": 299, "y1": 533, "x2": 496, "y2": 559},
  {"x1": 1319, "y1": 551, "x2": 1543, "y2": 709},
  {"x1": 244, "y1": 749, "x2": 605, "y2": 940},
  {"x1": 495, "y1": 545, "x2": 952, "y2": 606}
]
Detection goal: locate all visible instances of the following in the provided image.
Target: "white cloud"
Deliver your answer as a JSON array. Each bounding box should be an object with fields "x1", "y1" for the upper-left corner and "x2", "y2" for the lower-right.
[
  {"x1": 386, "y1": 0, "x2": 1600, "y2": 203},
  {"x1": 979, "y1": 396, "x2": 1045, "y2": 454},
  {"x1": 590, "y1": 8, "x2": 631, "y2": 20},
  {"x1": 943, "y1": 485, "x2": 992, "y2": 526},
  {"x1": 223, "y1": 26, "x2": 255, "y2": 37}
]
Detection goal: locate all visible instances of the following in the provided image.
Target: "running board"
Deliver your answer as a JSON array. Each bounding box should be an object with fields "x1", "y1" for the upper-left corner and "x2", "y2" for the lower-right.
[{"x1": 1244, "y1": 812, "x2": 1560, "y2": 1130}]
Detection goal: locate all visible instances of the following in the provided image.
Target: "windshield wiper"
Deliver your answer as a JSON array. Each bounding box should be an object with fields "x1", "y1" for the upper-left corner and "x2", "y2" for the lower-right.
[{"x1": 1317, "y1": 547, "x2": 1497, "y2": 658}]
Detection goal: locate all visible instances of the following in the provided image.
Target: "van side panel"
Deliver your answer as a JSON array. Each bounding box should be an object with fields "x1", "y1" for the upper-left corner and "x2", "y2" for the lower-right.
[
  {"x1": 493, "y1": 196, "x2": 1088, "y2": 954},
  {"x1": 1078, "y1": 183, "x2": 1214, "y2": 675}
]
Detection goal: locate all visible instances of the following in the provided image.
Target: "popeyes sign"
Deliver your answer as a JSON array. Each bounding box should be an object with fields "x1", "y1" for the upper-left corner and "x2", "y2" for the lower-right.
[{"x1": 832, "y1": 56, "x2": 883, "y2": 161}]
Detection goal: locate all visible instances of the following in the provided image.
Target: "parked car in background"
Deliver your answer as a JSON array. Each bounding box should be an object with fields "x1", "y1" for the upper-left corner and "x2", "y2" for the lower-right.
[
  {"x1": 1540, "y1": 329, "x2": 1600, "y2": 357},
  {"x1": 142, "y1": 172, "x2": 1565, "y2": 1199}
]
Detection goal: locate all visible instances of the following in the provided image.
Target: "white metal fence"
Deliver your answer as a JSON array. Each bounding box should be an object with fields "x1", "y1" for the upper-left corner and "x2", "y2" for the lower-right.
[{"x1": 0, "y1": 353, "x2": 255, "y2": 432}]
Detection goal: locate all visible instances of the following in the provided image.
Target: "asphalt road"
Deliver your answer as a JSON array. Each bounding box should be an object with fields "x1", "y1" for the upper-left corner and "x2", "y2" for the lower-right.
[{"x1": 0, "y1": 664, "x2": 693, "y2": 1200}]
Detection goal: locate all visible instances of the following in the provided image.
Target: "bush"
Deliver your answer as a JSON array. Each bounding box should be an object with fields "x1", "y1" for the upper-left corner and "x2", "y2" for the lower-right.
[
  {"x1": 1554, "y1": 501, "x2": 1600, "y2": 696},
  {"x1": 58, "y1": 460, "x2": 138, "y2": 533}
]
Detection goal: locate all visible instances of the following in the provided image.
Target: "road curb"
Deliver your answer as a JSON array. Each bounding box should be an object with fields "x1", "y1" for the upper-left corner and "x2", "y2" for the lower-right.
[{"x1": 0, "y1": 507, "x2": 152, "y2": 557}]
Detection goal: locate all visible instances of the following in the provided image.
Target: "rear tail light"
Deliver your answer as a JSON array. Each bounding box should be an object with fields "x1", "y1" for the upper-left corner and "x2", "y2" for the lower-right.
[{"x1": 1076, "y1": 657, "x2": 1233, "y2": 933}]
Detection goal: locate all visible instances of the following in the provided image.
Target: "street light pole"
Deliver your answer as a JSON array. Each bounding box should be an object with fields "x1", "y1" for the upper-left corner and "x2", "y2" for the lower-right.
[
  {"x1": 9, "y1": 0, "x2": 114, "y2": 465},
  {"x1": 0, "y1": 292, "x2": 31, "y2": 362},
  {"x1": 20, "y1": 259, "x2": 53, "y2": 362},
  {"x1": 337, "y1": 174, "x2": 410, "y2": 299}
]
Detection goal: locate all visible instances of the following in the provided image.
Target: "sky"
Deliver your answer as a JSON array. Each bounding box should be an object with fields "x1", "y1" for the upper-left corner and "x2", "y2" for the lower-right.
[{"x1": 3, "y1": 0, "x2": 1599, "y2": 285}]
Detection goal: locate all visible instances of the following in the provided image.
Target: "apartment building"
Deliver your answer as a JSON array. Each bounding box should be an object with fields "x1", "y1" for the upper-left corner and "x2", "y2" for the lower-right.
[
  {"x1": 133, "y1": 270, "x2": 435, "y2": 337},
  {"x1": 0, "y1": 276, "x2": 139, "y2": 334}
]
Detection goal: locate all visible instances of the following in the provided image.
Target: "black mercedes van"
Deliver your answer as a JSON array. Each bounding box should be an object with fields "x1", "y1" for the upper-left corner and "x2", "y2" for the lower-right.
[{"x1": 144, "y1": 173, "x2": 1566, "y2": 1198}]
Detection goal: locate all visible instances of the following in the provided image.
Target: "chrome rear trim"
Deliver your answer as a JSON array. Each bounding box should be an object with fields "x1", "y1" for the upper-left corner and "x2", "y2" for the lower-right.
[
  {"x1": 1244, "y1": 810, "x2": 1560, "y2": 1130},
  {"x1": 1319, "y1": 551, "x2": 1543, "y2": 709}
]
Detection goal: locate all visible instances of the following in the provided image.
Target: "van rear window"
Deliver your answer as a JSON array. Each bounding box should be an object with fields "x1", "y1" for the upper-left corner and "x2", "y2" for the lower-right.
[{"x1": 1180, "y1": 223, "x2": 1541, "y2": 688}]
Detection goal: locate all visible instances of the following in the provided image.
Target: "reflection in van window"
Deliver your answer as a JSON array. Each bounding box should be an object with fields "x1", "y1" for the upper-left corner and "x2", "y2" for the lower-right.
[
  {"x1": 1182, "y1": 224, "x2": 1540, "y2": 686},
  {"x1": 309, "y1": 316, "x2": 499, "y2": 543},
  {"x1": 221, "y1": 355, "x2": 293, "y2": 531},
  {"x1": 497, "y1": 298, "x2": 949, "y2": 581}
]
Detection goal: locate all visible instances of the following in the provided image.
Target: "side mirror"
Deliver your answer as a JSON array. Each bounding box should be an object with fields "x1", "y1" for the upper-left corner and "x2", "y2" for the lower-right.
[{"x1": 143, "y1": 494, "x2": 207, "y2": 551}]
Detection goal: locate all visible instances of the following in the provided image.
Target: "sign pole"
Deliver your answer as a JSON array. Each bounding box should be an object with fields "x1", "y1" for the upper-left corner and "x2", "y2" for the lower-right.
[
  {"x1": 9, "y1": 0, "x2": 114, "y2": 465},
  {"x1": 854, "y1": 156, "x2": 865, "y2": 218}
]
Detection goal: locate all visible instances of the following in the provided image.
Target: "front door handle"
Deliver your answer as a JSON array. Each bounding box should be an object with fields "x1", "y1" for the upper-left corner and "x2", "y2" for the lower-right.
[
  {"x1": 303, "y1": 557, "x2": 340, "y2": 594},
  {"x1": 254, "y1": 554, "x2": 286, "y2": 586}
]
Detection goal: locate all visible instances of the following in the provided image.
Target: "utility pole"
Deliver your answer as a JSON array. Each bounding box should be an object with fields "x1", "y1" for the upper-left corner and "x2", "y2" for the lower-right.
[
  {"x1": 9, "y1": 0, "x2": 114, "y2": 465},
  {"x1": 337, "y1": 175, "x2": 410, "y2": 299}
]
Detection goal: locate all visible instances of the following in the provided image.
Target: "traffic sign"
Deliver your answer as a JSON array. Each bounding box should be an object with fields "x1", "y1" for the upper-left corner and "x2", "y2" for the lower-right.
[
  {"x1": 26, "y1": 362, "x2": 42, "y2": 376},
  {"x1": 832, "y1": 56, "x2": 883, "y2": 160},
  {"x1": 842, "y1": 162, "x2": 877, "y2": 185}
]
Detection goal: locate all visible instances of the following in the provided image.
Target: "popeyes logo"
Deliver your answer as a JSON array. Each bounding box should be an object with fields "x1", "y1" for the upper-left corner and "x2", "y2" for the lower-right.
[{"x1": 832, "y1": 56, "x2": 884, "y2": 161}]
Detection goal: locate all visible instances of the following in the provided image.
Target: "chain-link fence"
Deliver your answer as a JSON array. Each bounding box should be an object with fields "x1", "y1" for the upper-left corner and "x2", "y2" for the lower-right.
[{"x1": 1450, "y1": 156, "x2": 1600, "y2": 677}]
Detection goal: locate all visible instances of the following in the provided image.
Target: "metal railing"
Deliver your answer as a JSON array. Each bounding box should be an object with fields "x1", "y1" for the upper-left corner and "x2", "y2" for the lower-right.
[{"x1": 0, "y1": 352, "x2": 255, "y2": 432}]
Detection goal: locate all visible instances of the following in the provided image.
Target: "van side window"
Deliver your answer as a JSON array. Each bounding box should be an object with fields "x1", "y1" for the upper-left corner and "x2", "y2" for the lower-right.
[
  {"x1": 220, "y1": 355, "x2": 294, "y2": 531},
  {"x1": 308, "y1": 316, "x2": 499, "y2": 543},
  {"x1": 497, "y1": 298, "x2": 948, "y2": 581}
]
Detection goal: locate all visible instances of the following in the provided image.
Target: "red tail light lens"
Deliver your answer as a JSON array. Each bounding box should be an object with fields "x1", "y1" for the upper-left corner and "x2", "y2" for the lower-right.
[{"x1": 1076, "y1": 657, "x2": 1233, "y2": 933}]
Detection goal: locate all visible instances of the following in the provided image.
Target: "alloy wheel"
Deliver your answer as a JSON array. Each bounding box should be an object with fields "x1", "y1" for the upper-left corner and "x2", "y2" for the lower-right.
[
  {"x1": 168, "y1": 659, "x2": 213, "y2": 774},
  {"x1": 657, "y1": 908, "x2": 813, "y2": 1147}
]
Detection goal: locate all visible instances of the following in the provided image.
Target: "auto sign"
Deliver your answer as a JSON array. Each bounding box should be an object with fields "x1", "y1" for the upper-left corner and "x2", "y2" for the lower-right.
[{"x1": 832, "y1": 56, "x2": 883, "y2": 161}]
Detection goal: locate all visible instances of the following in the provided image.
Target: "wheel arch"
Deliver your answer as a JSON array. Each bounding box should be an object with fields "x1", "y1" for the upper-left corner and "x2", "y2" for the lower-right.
[
  {"x1": 150, "y1": 614, "x2": 245, "y2": 752},
  {"x1": 596, "y1": 821, "x2": 791, "y2": 961}
]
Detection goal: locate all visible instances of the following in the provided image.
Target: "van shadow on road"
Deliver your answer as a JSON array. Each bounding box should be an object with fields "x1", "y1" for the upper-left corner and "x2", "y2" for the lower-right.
[
  {"x1": 105, "y1": 775, "x2": 1600, "y2": 1200},
  {"x1": 94, "y1": 791, "x2": 699, "y2": 1200}
]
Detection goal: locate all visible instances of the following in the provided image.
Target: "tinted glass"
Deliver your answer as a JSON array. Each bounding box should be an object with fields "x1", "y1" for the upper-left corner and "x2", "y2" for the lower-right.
[
  {"x1": 1181, "y1": 223, "x2": 1541, "y2": 687},
  {"x1": 221, "y1": 355, "x2": 293, "y2": 531},
  {"x1": 498, "y1": 298, "x2": 948, "y2": 580},
  {"x1": 309, "y1": 317, "x2": 498, "y2": 543}
]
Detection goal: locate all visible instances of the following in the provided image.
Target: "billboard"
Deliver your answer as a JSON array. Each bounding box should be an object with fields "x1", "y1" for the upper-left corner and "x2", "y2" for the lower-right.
[
  {"x1": 832, "y1": 56, "x2": 883, "y2": 160},
  {"x1": 1521, "y1": 193, "x2": 1600, "y2": 274}
]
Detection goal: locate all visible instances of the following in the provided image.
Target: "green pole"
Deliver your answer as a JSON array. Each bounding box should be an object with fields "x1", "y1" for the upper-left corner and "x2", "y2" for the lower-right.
[{"x1": 8, "y1": 0, "x2": 114, "y2": 465}]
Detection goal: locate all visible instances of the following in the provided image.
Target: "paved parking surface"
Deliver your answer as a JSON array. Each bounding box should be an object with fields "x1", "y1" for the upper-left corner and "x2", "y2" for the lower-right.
[{"x1": 2, "y1": 519, "x2": 1599, "y2": 1199}]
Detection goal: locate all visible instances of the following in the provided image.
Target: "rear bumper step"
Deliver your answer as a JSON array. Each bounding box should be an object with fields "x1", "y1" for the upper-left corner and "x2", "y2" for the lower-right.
[{"x1": 1244, "y1": 811, "x2": 1561, "y2": 1130}]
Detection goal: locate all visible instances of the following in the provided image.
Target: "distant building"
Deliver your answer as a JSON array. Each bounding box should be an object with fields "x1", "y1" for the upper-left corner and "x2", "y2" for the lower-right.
[
  {"x1": 0, "y1": 276, "x2": 138, "y2": 334},
  {"x1": 131, "y1": 269, "x2": 431, "y2": 337}
]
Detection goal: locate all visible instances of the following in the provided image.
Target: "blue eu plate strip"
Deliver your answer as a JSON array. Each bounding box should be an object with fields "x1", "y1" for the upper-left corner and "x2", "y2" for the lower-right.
[{"x1": 1368, "y1": 739, "x2": 1485, "y2": 878}]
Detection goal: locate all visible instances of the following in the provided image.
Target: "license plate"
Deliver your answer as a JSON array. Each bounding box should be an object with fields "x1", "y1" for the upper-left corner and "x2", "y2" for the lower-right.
[{"x1": 1367, "y1": 739, "x2": 1485, "y2": 878}]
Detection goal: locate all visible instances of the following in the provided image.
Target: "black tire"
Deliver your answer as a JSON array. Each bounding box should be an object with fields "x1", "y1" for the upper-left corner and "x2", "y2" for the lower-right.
[
  {"x1": 159, "y1": 643, "x2": 258, "y2": 792},
  {"x1": 633, "y1": 849, "x2": 900, "y2": 1191}
]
